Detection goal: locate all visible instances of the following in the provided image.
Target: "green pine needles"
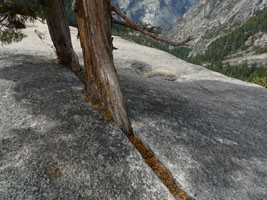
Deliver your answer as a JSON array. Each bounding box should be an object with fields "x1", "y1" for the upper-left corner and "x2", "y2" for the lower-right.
[{"x1": 0, "y1": 0, "x2": 41, "y2": 44}]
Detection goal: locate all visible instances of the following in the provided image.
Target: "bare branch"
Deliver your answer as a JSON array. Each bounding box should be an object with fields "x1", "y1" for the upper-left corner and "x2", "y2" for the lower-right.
[
  {"x1": 0, "y1": 0, "x2": 40, "y2": 27},
  {"x1": 112, "y1": 18, "x2": 157, "y2": 34},
  {"x1": 72, "y1": 0, "x2": 79, "y2": 12},
  {"x1": 0, "y1": 15, "x2": 8, "y2": 24},
  {"x1": 111, "y1": 5, "x2": 193, "y2": 47}
]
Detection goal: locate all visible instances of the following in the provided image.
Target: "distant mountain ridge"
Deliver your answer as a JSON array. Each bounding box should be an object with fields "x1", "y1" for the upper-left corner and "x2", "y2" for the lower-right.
[
  {"x1": 111, "y1": 0, "x2": 196, "y2": 29},
  {"x1": 163, "y1": 0, "x2": 267, "y2": 87},
  {"x1": 166, "y1": 0, "x2": 267, "y2": 56}
]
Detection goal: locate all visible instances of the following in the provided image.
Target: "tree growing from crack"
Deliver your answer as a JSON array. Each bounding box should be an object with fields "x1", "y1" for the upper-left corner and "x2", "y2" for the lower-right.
[{"x1": 0, "y1": 1, "x2": 192, "y2": 199}]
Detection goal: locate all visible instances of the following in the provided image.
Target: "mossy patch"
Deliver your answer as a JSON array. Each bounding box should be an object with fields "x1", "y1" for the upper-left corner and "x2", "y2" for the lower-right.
[
  {"x1": 101, "y1": 109, "x2": 113, "y2": 121},
  {"x1": 83, "y1": 89, "x2": 113, "y2": 122},
  {"x1": 76, "y1": 71, "x2": 87, "y2": 84},
  {"x1": 129, "y1": 136, "x2": 153, "y2": 159},
  {"x1": 47, "y1": 168, "x2": 61, "y2": 179},
  {"x1": 128, "y1": 135, "x2": 190, "y2": 200}
]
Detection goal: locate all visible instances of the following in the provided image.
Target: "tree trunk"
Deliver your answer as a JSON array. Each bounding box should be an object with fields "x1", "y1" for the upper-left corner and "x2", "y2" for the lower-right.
[
  {"x1": 73, "y1": 0, "x2": 133, "y2": 135},
  {"x1": 42, "y1": 0, "x2": 80, "y2": 72}
]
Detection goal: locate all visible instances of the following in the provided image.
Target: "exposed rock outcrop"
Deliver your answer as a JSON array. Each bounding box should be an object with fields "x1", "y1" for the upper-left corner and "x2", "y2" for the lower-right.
[
  {"x1": 112, "y1": 0, "x2": 196, "y2": 28},
  {"x1": 224, "y1": 32, "x2": 267, "y2": 68},
  {"x1": 166, "y1": 0, "x2": 266, "y2": 56},
  {"x1": 0, "y1": 22, "x2": 175, "y2": 200}
]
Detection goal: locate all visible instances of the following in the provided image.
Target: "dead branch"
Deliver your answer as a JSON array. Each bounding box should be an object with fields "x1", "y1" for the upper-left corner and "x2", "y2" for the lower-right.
[
  {"x1": 111, "y1": 5, "x2": 193, "y2": 47},
  {"x1": 0, "y1": 15, "x2": 8, "y2": 24},
  {"x1": 71, "y1": 0, "x2": 79, "y2": 12},
  {"x1": 112, "y1": 18, "x2": 157, "y2": 34}
]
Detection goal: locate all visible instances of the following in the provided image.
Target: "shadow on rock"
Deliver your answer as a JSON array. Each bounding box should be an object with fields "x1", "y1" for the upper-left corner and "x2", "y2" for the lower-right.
[
  {"x1": 0, "y1": 54, "x2": 174, "y2": 199},
  {"x1": 119, "y1": 74, "x2": 267, "y2": 200}
]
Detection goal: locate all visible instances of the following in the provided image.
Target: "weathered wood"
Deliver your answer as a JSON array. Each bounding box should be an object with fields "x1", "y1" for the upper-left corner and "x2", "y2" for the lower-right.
[
  {"x1": 111, "y1": 5, "x2": 193, "y2": 47},
  {"x1": 42, "y1": 0, "x2": 80, "y2": 72},
  {"x1": 112, "y1": 18, "x2": 157, "y2": 34},
  {"x1": 73, "y1": 0, "x2": 133, "y2": 135}
]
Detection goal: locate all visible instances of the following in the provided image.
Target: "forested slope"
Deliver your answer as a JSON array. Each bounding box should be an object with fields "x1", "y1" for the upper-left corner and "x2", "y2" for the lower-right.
[
  {"x1": 189, "y1": 8, "x2": 267, "y2": 88},
  {"x1": 63, "y1": 1, "x2": 267, "y2": 88}
]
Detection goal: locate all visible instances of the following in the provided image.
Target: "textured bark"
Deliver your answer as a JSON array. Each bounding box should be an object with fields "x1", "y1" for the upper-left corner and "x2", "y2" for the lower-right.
[
  {"x1": 73, "y1": 0, "x2": 133, "y2": 134},
  {"x1": 42, "y1": 0, "x2": 80, "y2": 72}
]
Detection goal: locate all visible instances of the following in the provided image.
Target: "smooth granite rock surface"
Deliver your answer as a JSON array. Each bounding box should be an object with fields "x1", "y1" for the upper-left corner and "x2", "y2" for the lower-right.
[
  {"x1": 1, "y1": 21, "x2": 267, "y2": 200},
  {"x1": 120, "y1": 75, "x2": 267, "y2": 200},
  {"x1": 113, "y1": 35, "x2": 267, "y2": 200},
  {"x1": 0, "y1": 22, "x2": 175, "y2": 200}
]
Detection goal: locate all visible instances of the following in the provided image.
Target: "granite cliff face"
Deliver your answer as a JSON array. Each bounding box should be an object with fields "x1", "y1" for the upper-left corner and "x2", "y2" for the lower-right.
[
  {"x1": 112, "y1": 0, "x2": 196, "y2": 28},
  {"x1": 166, "y1": 0, "x2": 267, "y2": 56}
]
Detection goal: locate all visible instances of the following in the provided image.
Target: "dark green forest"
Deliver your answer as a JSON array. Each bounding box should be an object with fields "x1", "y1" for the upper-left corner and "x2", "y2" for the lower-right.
[
  {"x1": 112, "y1": 24, "x2": 192, "y2": 61},
  {"x1": 1, "y1": 1, "x2": 266, "y2": 87},
  {"x1": 64, "y1": 2, "x2": 267, "y2": 87},
  {"x1": 190, "y1": 8, "x2": 267, "y2": 65},
  {"x1": 206, "y1": 63, "x2": 267, "y2": 88},
  {"x1": 63, "y1": 2, "x2": 192, "y2": 61},
  {"x1": 64, "y1": 0, "x2": 77, "y2": 27},
  {"x1": 188, "y1": 8, "x2": 267, "y2": 87}
]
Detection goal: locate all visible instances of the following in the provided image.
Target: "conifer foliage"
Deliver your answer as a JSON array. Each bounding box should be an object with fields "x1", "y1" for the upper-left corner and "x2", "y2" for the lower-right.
[{"x1": 0, "y1": 0, "x2": 40, "y2": 44}]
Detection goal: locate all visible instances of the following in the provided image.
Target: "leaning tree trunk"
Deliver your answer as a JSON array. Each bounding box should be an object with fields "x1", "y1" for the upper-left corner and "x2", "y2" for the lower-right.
[
  {"x1": 42, "y1": 0, "x2": 80, "y2": 72},
  {"x1": 72, "y1": 0, "x2": 133, "y2": 135}
]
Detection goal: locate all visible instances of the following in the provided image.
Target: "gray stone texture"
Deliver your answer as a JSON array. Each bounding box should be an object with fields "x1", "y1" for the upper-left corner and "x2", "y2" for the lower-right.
[
  {"x1": 113, "y1": 35, "x2": 267, "y2": 200},
  {"x1": 0, "y1": 23, "x2": 175, "y2": 200},
  {"x1": 111, "y1": 0, "x2": 196, "y2": 28},
  {"x1": 121, "y1": 75, "x2": 267, "y2": 200},
  {"x1": 166, "y1": 0, "x2": 267, "y2": 57},
  {"x1": 1, "y1": 21, "x2": 267, "y2": 200}
]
